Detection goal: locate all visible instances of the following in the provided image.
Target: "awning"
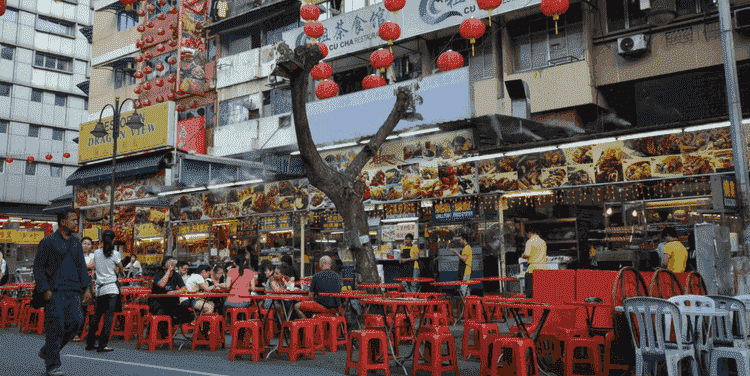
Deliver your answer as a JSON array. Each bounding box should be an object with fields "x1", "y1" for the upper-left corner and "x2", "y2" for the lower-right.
[
  {"x1": 76, "y1": 80, "x2": 90, "y2": 96},
  {"x1": 79, "y1": 25, "x2": 93, "y2": 44},
  {"x1": 43, "y1": 194, "x2": 74, "y2": 213},
  {"x1": 75, "y1": 195, "x2": 173, "y2": 210},
  {"x1": 205, "y1": 0, "x2": 298, "y2": 34},
  {"x1": 66, "y1": 151, "x2": 172, "y2": 186}
]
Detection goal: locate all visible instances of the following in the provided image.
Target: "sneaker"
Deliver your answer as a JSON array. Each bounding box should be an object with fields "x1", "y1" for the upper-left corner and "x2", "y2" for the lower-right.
[
  {"x1": 46, "y1": 367, "x2": 65, "y2": 376},
  {"x1": 72, "y1": 336, "x2": 82, "y2": 342},
  {"x1": 96, "y1": 347, "x2": 114, "y2": 352}
]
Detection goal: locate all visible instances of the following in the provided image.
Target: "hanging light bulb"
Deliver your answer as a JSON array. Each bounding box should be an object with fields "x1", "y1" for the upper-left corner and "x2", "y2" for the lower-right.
[{"x1": 632, "y1": 209, "x2": 638, "y2": 218}]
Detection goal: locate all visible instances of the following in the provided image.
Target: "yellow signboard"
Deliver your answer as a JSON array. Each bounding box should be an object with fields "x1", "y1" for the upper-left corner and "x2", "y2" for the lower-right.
[
  {"x1": 0, "y1": 230, "x2": 15, "y2": 243},
  {"x1": 135, "y1": 223, "x2": 165, "y2": 239},
  {"x1": 139, "y1": 254, "x2": 164, "y2": 264},
  {"x1": 14, "y1": 231, "x2": 45, "y2": 245},
  {"x1": 83, "y1": 228, "x2": 100, "y2": 242},
  {"x1": 78, "y1": 101, "x2": 174, "y2": 163}
]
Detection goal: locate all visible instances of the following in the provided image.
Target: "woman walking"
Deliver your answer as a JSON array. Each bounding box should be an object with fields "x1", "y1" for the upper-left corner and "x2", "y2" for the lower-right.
[{"x1": 86, "y1": 230, "x2": 123, "y2": 352}]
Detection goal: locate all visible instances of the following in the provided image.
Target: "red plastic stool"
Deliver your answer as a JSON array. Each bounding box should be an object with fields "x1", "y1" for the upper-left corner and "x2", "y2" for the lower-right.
[
  {"x1": 137, "y1": 315, "x2": 173, "y2": 351},
  {"x1": 258, "y1": 308, "x2": 277, "y2": 341},
  {"x1": 413, "y1": 331, "x2": 459, "y2": 376},
  {"x1": 305, "y1": 318, "x2": 326, "y2": 355},
  {"x1": 278, "y1": 319, "x2": 316, "y2": 361},
  {"x1": 345, "y1": 329, "x2": 391, "y2": 376},
  {"x1": 20, "y1": 306, "x2": 44, "y2": 335},
  {"x1": 463, "y1": 297, "x2": 484, "y2": 322},
  {"x1": 316, "y1": 315, "x2": 348, "y2": 352},
  {"x1": 229, "y1": 320, "x2": 265, "y2": 361},
  {"x1": 480, "y1": 335, "x2": 537, "y2": 376},
  {"x1": 364, "y1": 314, "x2": 386, "y2": 328},
  {"x1": 79, "y1": 305, "x2": 98, "y2": 339},
  {"x1": 110, "y1": 309, "x2": 140, "y2": 341},
  {"x1": 566, "y1": 337, "x2": 604, "y2": 376},
  {"x1": 192, "y1": 314, "x2": 226, "y2": 351},
  {"x1": 462, "y1": 322, "x2": 499, "y2": 360},
  {"x1": 124, "y1": 304, "x2": 149, "y2": 318},
  {"x1": 0, "y1": 297, "x2": 19, "y2": 328},
  {"x1": 225, "y1": 308, "x2": 252, "y2": 331},
  {"x1": 422, "y1": 313, "x2": 450, "y2": 329},
  {"x1": 388, "y1": 313, "x2": 414, "y2": 345}
]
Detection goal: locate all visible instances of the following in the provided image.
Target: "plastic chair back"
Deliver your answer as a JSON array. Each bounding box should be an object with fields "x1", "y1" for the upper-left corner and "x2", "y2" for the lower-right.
[
  {"x1": 707, "y1": 295, "x2": 749, "y2": 346},
  {"x1": 623, "y1": 297, "x2": 690, "y2": 355},
  {"x1": 668, "y1": 295, "x2": 716, "y2": 346}
]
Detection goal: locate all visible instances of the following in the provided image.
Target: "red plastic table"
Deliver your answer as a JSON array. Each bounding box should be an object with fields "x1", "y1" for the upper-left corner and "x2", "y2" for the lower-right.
[
  {"x1": 358, "y1": 283, "x2": 402, "y2": 292},
  {"x1": 266, "y1": 289, "x2": 307, "y2": 294},
  {"x1": 480, "y1": 296, "x2": 534, "y2": 322},
  {"x1": 431, "y1": 280, "x2": 481, "y2": 323},
  {"x1": 393, "y1": 277, "x2": 435, "y2": 293},
  {"x1": 564, "y1": 300, "x2": 615, "y2": 336},
  {"x1": 239, "y1": 294, "x2": 312, "y2": 359},
  {"x1": 478, "y1": 276, "x2": 518, "y2": 295}
]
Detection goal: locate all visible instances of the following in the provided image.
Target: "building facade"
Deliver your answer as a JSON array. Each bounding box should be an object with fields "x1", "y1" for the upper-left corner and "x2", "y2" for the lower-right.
[{"x1": 0, "y1": 0, "x2": 91, "y2": 217}]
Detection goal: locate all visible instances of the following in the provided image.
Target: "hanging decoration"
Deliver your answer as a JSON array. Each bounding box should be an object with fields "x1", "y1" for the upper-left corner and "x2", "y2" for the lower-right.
[
  {"x1": 384, "y1": 0, "x2": 406, "y2": 16},
  {"x1": 154, "y1": 78, "x2": 164, "y2": 87},
  {"x1": 137, "y1": 9, "x2": 146, "y2": 17},
  {"x1": 476, "y1": 0, "x2": 502, "y2": 26},
  {"x1": 157, "y1": 12, "x2": 166, "y2": 21},
  {"x1": 155, "y1": 62, "x2": 165, "y2": 71},
  {"x1": 459, "y1": 18, "x2": 485, "y2": 56},
  {"x1": 143, "y1": 82, "x2": 152, "y2": 91},
  {"x1": 167, "y1": 92, "x2": 176, "y2": 100},
  {"x1": 316, "y1": 42, "x2": 328, "y2": 58},
  {"x1": 63, "y1": 153, "x2": 70, "y2": 159},
  {"x1": 304, "y1": 21, "x2": 325, "y2": 42},
  {"x1": 146, "y1": 3, "x2": 155, "y2": 12},
  {"x1": 144, "y1": 35, "x2": 154, "y2": 44},
  {"x1": 157, "y1": 27, "x2": 166, "y2": 36},
  {"x1": 137, "y1": 24, "x2": 146, "y2": 33},
  {"x1": 311, "y1": 62, "x2": 333, "y2": 81},
  {"x1": 167, "y1": 75, "x2": 177, "y2": 83},
  {"x1": 157, "y1": 44, "x2": 166, "y2": 52},
  {"x1": 316, "y1": 79, "x2": 339, "y2": 99},
  {"x1": 370, "y1": 48, "x2": 393, "y2": 73},
  {"x1": 27, "y1": 156, "x2": 34, "y2": 162},
  {"x1": 4, "y1": 158, "x2": 11, "y2": 164},
  {"x1": 134, "y1": 71, "x2": 144, "y2": 79},
  {"x1": 378, "y1": 22, "x2": 401, "y2": 52},
  {"x1": 45, "y1": 154, "x2": 53, "y2": 160},
  {"x1": 133, "y1": 87, "x2": 142, "y2": 95},
  {"x1": 169, "y1": 6, "x2": 178, "y2": 14},
  {"x1": 143, "y1": 65, "x2": 153, "y2": 74},
  {"x1": 142, "y1": 99, "x2": 151, "y2": 106},
  {"x1": 362, "y1": 74, "x2": 386, "y2": 90},
  {"x1": 155, "y1": 95, "x2": 164, "y2": 103},
  {"x1": 300, "y1": 4, "x2": 320, "y2": 22},
  {"x1": 167, "y1": 56, "x2": 177, "y2": 65},
  {"x1": 169, "y1": 22, "x2": 178, "y2": 30},
  {"x1": 147, "y1": 21, "x2": 154, "y2": 29},
  {"x1": 135, "y1": 53, "x2": 144, "y2": 61},
  {"x1": 540, "y1": 0, "x2": 569, "y2": 34},
  {"x1": 437, "y1": 50, "x2": 464, "y2": 72}
]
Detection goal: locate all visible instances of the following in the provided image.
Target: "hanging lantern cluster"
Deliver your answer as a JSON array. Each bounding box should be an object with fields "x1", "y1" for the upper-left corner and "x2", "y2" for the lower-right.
[
  {"x1": 476, "y1": 0, "x2": 502, "y2": 26},
  {"x1": 300, "y1": 4, "x2": 320, "y2": 22},
  {"x1": 437, "y1": 50, "x2": 464, "y2": 72},
  {"x1": 378, "y1": 22, "x2": 401, "y2": 53},
  {"x1": 370, "y1": 48, "x2": 393, "y2": 73},
  {"x1": 316, "y1": 79, "x2": 339, "y2": 100},
  {"x1": 459, "y1": 18, "x2": 485, "y2": 56},
  {"x1": 304, "y1": 21, "x2": 325, "y2": 42},
  {"x1": 311, "y1": 62, "x2": 332, "y2": 81},
  {"x1": 383, "y1": 0, "x2": 405, "y2": 17},
  {"x1": 540, "y1": 0, "x2": 570, "y2": 34},
  {"x1": 362, "y1": 74, "x2": 386, "y2": 90},
  {"x1": 119, "y1": 0, "x2": 137, "y2": 11}
]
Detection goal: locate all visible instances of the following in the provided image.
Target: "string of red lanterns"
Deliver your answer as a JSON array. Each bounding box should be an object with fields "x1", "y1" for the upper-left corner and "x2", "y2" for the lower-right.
[
  {"x1": 540, "y1": 0, "x2": 570, "y2": 34},
  {"x1": 2, "y1": 152, "x2": 71, "y2": 164}
]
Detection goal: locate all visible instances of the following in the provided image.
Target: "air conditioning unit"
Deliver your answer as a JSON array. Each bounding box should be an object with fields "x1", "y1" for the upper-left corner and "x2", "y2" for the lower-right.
[
  {"x1": 123, "y1": 62, "x2": 137, "y2": 73},
  {"x1": 735, "y1": 8, "x2": 750, "y2": 30},
  {"x1": 618, "y1": 34, "x2": 649, "y2": 56}
]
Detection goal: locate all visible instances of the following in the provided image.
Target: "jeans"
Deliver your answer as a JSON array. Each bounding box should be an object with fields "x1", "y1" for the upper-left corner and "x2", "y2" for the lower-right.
[
  {"x1": 87, "y1": 294, "x2": 118, "y2": 349},
  {"x1": 224, "y1": 301, "x2": 251, "y2": 309},
  {"x1": 460, "y1": 274, "x2": 471, "y2": 297},
  {"x1": 401, "y1": 268, "x2": 421, "y2": 293},
  {"x1": 41, "y1": 291, "x2": 83, "y2": 372},
  {"x1": 525, "y1": 272, "x2": 534, "y2": 299}
]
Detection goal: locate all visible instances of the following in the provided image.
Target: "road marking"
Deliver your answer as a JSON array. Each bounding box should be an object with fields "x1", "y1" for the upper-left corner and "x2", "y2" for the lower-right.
[{"x1": 64, "y1": 354, "x2": 229, "y2": 376}]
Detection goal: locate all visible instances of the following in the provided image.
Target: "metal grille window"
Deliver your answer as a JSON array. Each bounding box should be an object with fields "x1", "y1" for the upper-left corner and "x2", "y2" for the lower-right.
[
  {"x1": 52, "y1": 128, "x2": 64, "y2": 141},
  {"x1": 0, "y1": 45, "x2": 14, "y2": 61},
  {"x1": 31, "y1": 89, "x2": 43, "y2": 102},
  {"x1": 54, "y1": 93, "x2": 67, "y2": 107},
  {"x1": 114, "y1": 67, "x2": 137, "y2": 89},
  {"x1": 25, "y1": 161, "x2": 36, "y2": 176},
  {"x1": 36, "y1": 16, "x2": 75, "y2": 37},
  {"x1": 50, "y1": 165, "x2": 61, "y2": 178},
  {"x1": 28, "y1": 124, "x2": 40, "y2": 138},
  {"x1": 118, "y1": 10, "x2": 138, "y2": 31},
  {"x1": 508, "y1": 3, "x2": 584, "y2": 71},
  {"x1": 34, "y1": 52, "x2": 73, "y2": 73},
  {"x1": 0, "y1": 120, "x2": 7, "y2": 134},
  {"x1": 0, "y1": 82, "x2": 10, "y2": 97},
  {"x1": 605, "y1": 0, "x2": 713, "y2": 32}
]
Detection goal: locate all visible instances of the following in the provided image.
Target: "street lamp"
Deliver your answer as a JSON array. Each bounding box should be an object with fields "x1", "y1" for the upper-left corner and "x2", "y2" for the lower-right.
[{"x1": 90, "y1": 96, "x2": 145, "y2": 229}]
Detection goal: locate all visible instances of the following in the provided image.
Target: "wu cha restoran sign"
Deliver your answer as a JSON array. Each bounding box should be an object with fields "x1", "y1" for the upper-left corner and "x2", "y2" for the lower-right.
[
  {"x1": 78, "y1": 101, "x2": 175, "y2": 163},
  {"x1": 283, "y1": 0, "x2": 541, "y2": 60}
]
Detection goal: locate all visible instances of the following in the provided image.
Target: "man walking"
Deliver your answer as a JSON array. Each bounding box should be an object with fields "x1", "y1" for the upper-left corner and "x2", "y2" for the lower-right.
[
  {"x1": 34, "y1": 209, "x2": 92, "y2": 376},
  {"x1": 521, "y1": 230, "x2": 548, "y2": 298},
  {"x1": 452, "y1": 233, "x2": 473, "y2": 297}
]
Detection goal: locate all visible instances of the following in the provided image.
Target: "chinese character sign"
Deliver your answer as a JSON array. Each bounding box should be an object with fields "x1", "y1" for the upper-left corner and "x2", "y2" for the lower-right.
[{"x1": 178, "y1": 0, "x2": 209, "y2": 95}]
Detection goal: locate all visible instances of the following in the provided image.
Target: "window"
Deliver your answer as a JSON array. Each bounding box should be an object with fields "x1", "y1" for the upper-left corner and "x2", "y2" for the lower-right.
[
  {"x1": 0, "y1": 45, "x2": 14, "y2": 61},
  {"x1": 28, "y1": 124, "x2": 40, "y2": 138},
  {"x1": 36, "y1": 16, "x2": 75, "y2": 37},
  {"x1": 118, "y1": 10, "x2": 139, "y2": 31},
  {"x1": 34, "y1": 52, "x2": 73, "y2": 73},
  {"x1": 50, "y1": 165, "x2": 62, "y2": 178},
  {"x1": 54, "y1": 93, "x2": 67, "y2": 107},
  {"x1": 219, "y1": 97, "x2": 259, "y2": 126},
  {"x1": 0, "y1": 120, "x2": 7, "y2": 134},
  {"x1": 331, "y1": 66, "x2": 370, "y2": 96},
  {"x1": 25, "y1": 162, "x2": 36, "y2": 176},
  {"x1": 605, "y1": 0, "x2": 713, "y2": 32},
  {"x1": 84, "y1": 99, "x2": 88, "y2": 111},
  {"x1": 1, "y1": 8, "x2": 17, "y2": 23},
  {"x1": 31, "y1": 89, "x2": 43, "y2": 102},
  {"x1": 52, "y1": 128, "x2": 64, "y2": 141},
  {"x1": 114, "y1": 65, "x2": 137, "y2": 89},
  {"x1": 508, "y1": 3, "x2": 584, "y2": 71},
  {"x1": 0, "y1": 82, "x2": 10, "y2": 97},
  {"x1": 148, "y1": 0, "x2": 178, "y2": 21},
  {"x1": 220, "y1": 29, "x2": 260, "y2": 57}
]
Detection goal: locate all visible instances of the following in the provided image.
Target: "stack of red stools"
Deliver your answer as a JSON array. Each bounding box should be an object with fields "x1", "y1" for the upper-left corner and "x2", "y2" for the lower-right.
[
  {"x1": 229, "y1": 319, "x2": 264, "y2": 361},
  {"x1": 192, "y1": 314, "x2": 226, "y2": 351},
  {"x1": 345, "y1": 329, "x2": 390, "y2": 376},
  {"x1": 19, "y1": 305, "x2": 44, "y2": 335},
  {"x1": 110, "y1": 309, "x2": 140, "y2": 341},
  {"x1": 463, "y1": 321, "x2": 500, "y2": 361}
]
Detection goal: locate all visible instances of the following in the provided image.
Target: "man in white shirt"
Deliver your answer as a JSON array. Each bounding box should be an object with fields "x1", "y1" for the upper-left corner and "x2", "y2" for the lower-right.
[
  {"x1": 181, "y1": 265, "x2": 216, "y2": 314},
  {"x1": 125, "y1": 254, "x2": 142, "y2": 277},
  {"x1": 218, "y1": 242, "x2": 231, "y2": 263}
]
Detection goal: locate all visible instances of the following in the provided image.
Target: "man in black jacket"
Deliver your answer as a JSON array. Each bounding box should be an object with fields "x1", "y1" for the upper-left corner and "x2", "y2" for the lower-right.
[{"x1": 34, "y1": 209, "x2": 92, "y2": 376}]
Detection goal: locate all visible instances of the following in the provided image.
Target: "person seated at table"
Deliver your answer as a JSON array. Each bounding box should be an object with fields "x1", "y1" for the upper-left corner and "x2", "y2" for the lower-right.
[
  {"x1": 150, "y1": 257, "x2": 194, "y2": 328},
  {"x1": 206, "y1": 265, "x2": 229, "y2": 315},
  {"x1": 259, "y1": 260, "x2": 276, "y2": 310},
  {"x1": 281, "y1": 255, "x2": 300, "y2": 281},
  {"x1": 176, "y1": 261, "x2": 190, "y2": 284},
  {"x1": 125, "y1": 254, "x2": 142, "y2": 277},
  {"x1": 225, "y1": 256, "x2": 257, "y2": 310},
  {"x1": 181, "y1": 265, "x2": 218, "y2": 315},
  {"x1": 294, "y1": 256, "x2": 342, "y2": 320}
]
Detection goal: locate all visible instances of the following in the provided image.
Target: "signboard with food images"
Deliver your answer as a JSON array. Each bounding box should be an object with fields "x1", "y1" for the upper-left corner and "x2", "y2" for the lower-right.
[
  {"x1": 75, "y1": 172, "x2": 166, "y2": 208},
  {"x1": 237, "y1": 216, "x2": 258, "y2": 239},
  {"x1": 177, "y1": 221, "x2": 211, "y2": 235},
  {"x1": 170, "y1": 193, "x2": 207, "y2": 221},
  {"x1": 323, "y1": 212, "x2": 344, "y2": 231},
  {"x1": 384, "y1": 202, "x2": 418, "y2": 220},
  {"x1": 432, "y1": 199, "x2": 477, "y2": 223},
  {"x1": 259, "y1": 214, "x2": 293, "y2": 232},
  {"x1": 0, "y1": 230, "x2": 14, "y2": 243},
  {"x1": 134, "y1": 223, "x2": 165, "y2": 239}
]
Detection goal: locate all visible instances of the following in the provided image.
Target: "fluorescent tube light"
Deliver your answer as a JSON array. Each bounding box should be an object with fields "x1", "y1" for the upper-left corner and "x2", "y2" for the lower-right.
[
  {"x1": 207, "y1": 182, "x2": 237, "y2": 190},
  {"x1": 158, "y1": 186, "x2": 207, "y2": 196},
  {"x1": 359, "y1": 139, "x2": 370, "y2": 144},
  {"x1": 505, "y1": 146, "x2": 558, "y2": 156},
  {"x1": 456, "y1": 152, "x2": 505, "y2": 163},
  {"x1": 386, "y1": 135, "x2": 399, "y2": 140},
  {"x1": 318, "y1": 142, "x2": 357, "y2": 151},
  {"x1": 138, "y1": 236, "x2": 164, "y2": 241},
  {"x1": 618, "y1": 129, "x2": 682, "y2": 140},
  {"x1": 502, "y1": 189, "x2": 553, "y2": 198},
  {"x1": 290, "y1": 151, "x2": 301, "y2": 155},
  {"x1": 269, "y1": 230, "x2": 293, "y2": 234},
  {"x1": 381, "y1": 217, "x2": 419, "y2": 223},
  {"x1": 684, "y1": 122, "x2": 729, "y2": 132},
  {"x1": 330, "y1": 231, "x2": 344, "y2": 234},
  {"x1": 399, "y1": 127, "x2": 440, "y2": 138},
  {"x1": 558, "y1": 138, "x2": 617, "y2": 149}
]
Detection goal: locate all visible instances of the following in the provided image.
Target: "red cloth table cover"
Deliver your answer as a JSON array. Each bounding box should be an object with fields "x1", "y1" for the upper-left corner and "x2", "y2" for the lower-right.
[{"x1": 358, "y1": 283, "x2": 402, "y2": 290}]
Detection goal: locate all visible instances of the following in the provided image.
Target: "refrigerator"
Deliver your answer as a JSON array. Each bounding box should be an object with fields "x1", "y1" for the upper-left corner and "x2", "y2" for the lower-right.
[{"x1": 695, "y1": 223, "x2": 734, "y2": 295}]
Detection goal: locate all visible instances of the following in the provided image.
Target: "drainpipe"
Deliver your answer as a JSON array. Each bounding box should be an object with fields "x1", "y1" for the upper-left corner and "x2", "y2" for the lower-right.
[{"x1": 718, "y1": 0, "x2": 750, "y2": 256}]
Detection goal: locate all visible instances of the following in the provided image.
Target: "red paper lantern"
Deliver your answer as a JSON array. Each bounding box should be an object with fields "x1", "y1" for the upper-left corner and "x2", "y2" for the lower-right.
[
  {"x1": 147, "y1": 21, "x2": 154, "y2": 29},
  {"x1": 5, "y1": 158, "x2": 12, "y2": 164},
  {"x1": 143, "y1": 65, "x2": 153, "y2": 74},
  {"x1": 477, "y1": 0, "x2": 503, "y2": 26},
  {"x1": 168, "y1": 40, "x2": 178, "y2": 48},
  {"x1": 135, "y1": 100, "x2": 142, "y2": 109},
  {"x1": 63, "y1": 153, "x2": 70, "y2": 159},
  {"x1": 145, "y1": 35, "x2": 154, "y2": 44},
  {"x1": 459, "y1": 18, "x2": 485, "y2": 56},
  {"x1": 154, "y1": 78, "x2": 164, "y2": 87},
  {"x1": 157, "y1": 44, "x2": 166, "y2": 52},
  {"x1": 169, "y1": 6, "x2": 178, "y2": 14},
  {"x1": 167, "y1": 75, "x2": 177, "y2": 83},
  {"x1": 119, "y1": 0, "x2": 137, "y2": 10},
  {"x1": 378, "y1": 22, "x2": 401, "y2": 48},
  {"x1": 144, "y1": 51, "x2": 153, "y2": 59},
  {"x1": 540, "y1": 0, "x2": 569, "y2": 34},
  {"x1": 316, "y1": 42, "x2": 328, "y2": 58},
  {"x1": 27, "y1": 156, "x2": 34, "y2": 162},
  {"x1": 304, "y1": 22, "x2": 324, "y2": 42},
  {"x1": 157, "y1": 0, "x2": 166, "y2": 6},
  {"x1": 176, "y1": 104, "x2": 186, "y2": 112},
  {"x1": 137, "y1": 24, "x2": 146, "y2": 33},
  {"x1": 300, "y1": 4, "x2": 320, "y2": 22},
  {"x1": 169, "y1": 22, "x2": 178, "y2": 30},
  {"x1": 310, "y1": 62, "x2": 333, "y2": 81},
  {"x1": 362, "y1": 74, "x2": 386, "y2": 90},
  {"x1": 45, "y1": 154, "x2": 53, "y2": 160},
  {"x1": 142, "y1": 99, "x2": 151, "y2": 106},
  {"x1": 155, "y1": 95, "x2": 164, "y2": 103},
  {"x1": 370, "y1": 48, "x2": 393, "y2": 73},
  {"x1": 167, "y1": 56, "x2": 177, "y2": 65},
  {"x1": 157, "y1": 13, "x2": 166, "y2": 21},
  {"x1": 137, "y1": 9, "x2": 146, "y2": 17},
  {"x1": 315, "y1": 80, "x2": 339, "y2": 100},
  {"x1": 143, "y1": 82, "x2": 152, "y2": 91},
  {"x1": 146, "y1": 4, "x2": 155, "y2": 12},
  {"x1": 437, "y1": 50, "x2": 464, "y2": 72},
  {"x1": 384, "y1": 0, "x2": 405, "y2": 14},
  {"x1": 167, "y1": 92, "x2": 176, "y2": 100},
  {"x1": 155, "y1": 62, "x2": 165, "y2": 71},
  {"x1": 134, "y1": 71, "x2": 144, "y2": 79},
  {"x1": 157, "y1": 28, "x2": 165, "y2": 36},
  {"x1": 134, "y1": 87, "x2": 142, "y2": 95}
]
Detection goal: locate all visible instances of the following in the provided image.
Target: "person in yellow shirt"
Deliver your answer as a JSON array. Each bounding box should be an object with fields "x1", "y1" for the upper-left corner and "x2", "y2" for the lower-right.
[
  {"x1": 521, "y1": 231, "x2": 547, "y2": 298},
  {"x1": 662, "y1": 227, "x2": 688, "y2": 273},
  {"x1": 451, "y1": 233, "x2": 473, "y2": 297},
  {"x1": 399, "y1": 234, "x2": 421, "y2": 292}
]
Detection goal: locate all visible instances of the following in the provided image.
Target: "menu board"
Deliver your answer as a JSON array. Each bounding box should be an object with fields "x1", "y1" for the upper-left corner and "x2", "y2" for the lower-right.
[
  {"x1": 178, "y1": 221, "x2": 211, "y2": 235},
  {"x1": 134, "y1": 223, "x2": 165, "y2": 239},
  {"x1": 384, "y1": 202, "x2": 418, "y2": 220},
  {"x1": 237, "y1": 216, "x2": 258, "y2": 238},
  {"x1": 259, "y1": 214, "x2": 294, "y2": 232},
  {"x1": 322, "y1": 212, "x2": 344, "y2": 231},
  {"x1": 432, "y1": 199, "x2": 477, "y2": 223},
  {"x1": 75, "y1": 172, "x2": 165, "y2": 208}
]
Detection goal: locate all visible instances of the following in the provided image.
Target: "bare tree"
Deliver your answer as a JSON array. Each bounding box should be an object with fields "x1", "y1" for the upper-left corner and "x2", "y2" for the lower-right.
[{"x1": 272, "y1": 42, "x2": 415, "y2": 285}]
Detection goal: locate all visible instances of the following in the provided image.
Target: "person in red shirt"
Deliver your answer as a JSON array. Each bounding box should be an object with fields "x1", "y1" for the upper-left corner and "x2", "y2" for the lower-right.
[{"x1": 225, "y1": 256, "x2": 257, "y2": 310}]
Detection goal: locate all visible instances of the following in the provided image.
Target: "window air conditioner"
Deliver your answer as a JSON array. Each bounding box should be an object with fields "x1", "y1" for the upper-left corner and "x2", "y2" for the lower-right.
[{"x1": 617, "y1": 34, "x2": 649, "y2": 56}]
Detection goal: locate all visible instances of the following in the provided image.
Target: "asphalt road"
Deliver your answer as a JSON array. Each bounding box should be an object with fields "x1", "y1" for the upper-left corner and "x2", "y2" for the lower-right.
[{"x1": 0, "y1": 325, "x2": 481, "y2": 376}]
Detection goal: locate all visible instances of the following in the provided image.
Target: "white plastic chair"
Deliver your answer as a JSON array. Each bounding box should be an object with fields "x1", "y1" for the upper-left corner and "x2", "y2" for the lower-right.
[
  {"x1": 706, "y1": 296, "x2": 750, "y2": 376},
  {"x1": 624, "y1": 297, "x2": 700, "y2": 376}
]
